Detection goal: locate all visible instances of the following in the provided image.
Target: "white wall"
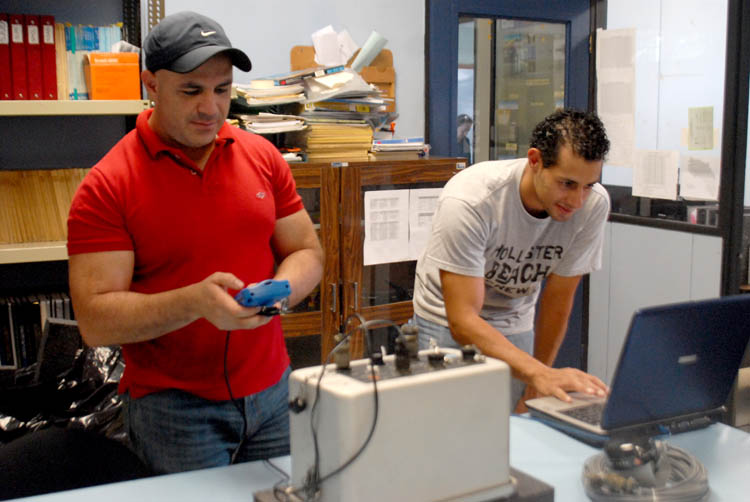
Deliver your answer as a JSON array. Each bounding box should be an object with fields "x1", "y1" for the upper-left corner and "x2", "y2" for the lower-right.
[
  {"x1": 163, "y1": 0, "x2": 425, "y2": 139},
  {"x1": 589, "y1": 223, "x2": 722, "y2": 383}
]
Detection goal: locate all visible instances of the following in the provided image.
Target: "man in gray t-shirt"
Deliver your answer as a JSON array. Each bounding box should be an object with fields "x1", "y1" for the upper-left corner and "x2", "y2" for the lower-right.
[{"x1": 413, "y1": 110, "x2": 610, "y2": 411}]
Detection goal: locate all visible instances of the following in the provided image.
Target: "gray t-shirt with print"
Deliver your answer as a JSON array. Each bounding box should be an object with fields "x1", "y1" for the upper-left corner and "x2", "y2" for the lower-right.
[{"x1": 413, "y1": 158, "x2": 610, "y2": 335}]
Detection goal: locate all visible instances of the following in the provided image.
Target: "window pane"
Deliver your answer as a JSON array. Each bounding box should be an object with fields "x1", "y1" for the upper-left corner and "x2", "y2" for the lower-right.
[{"x1": 602, "y1": 1, "x2": 728, "y2": 226}]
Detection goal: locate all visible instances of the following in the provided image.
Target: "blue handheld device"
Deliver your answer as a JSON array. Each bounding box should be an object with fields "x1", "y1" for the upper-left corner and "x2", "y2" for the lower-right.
[{"x1": 235, "y1": 279, "x2": 291, "y2": 314}]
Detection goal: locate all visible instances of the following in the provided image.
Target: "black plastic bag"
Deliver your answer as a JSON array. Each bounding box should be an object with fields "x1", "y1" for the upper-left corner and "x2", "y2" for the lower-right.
[{"x1": 0, "y1": 345, "x2": 126, "y2": 445}]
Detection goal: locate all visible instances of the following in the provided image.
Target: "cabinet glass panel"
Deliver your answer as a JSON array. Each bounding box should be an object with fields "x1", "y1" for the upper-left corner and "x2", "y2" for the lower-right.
[
  {"x1": 360, "y1": 182, "x2": 444, "y2": 308},
  {"x1": 298, "y1": 187, "x2": 321, "y2": 227},
  {"x1": 290, "y1": 187, "x2": 321, "y2": 313}
]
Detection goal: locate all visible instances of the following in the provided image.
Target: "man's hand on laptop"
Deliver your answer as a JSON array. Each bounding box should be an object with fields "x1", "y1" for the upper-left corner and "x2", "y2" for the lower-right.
[{"x1": 529, "y1": 366, "x2": 609, "y2": 405}]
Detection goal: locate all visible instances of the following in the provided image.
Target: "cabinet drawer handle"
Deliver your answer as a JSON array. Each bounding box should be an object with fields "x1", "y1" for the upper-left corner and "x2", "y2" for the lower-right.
[{"x1": 330, "y1": 283, "x2": 337, "y2": 313}]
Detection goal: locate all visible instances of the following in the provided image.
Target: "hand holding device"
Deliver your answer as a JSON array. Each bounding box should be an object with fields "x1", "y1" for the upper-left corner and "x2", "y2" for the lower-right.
[{"x1": 234, "y1": 279, "x2": 291, "y2": 316}]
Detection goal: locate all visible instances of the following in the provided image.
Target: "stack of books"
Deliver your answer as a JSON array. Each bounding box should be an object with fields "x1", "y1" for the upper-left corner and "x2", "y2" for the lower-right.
[
  {"x1": 301, "y1": 69, "x2": 396, "y2": 128},
  {"x1": 233, "y1": 64, "x2": 347, "y2": 108},
  {"x1": 61, "y1": 22, "x2": 125, "y2": 100},
  {"x1": 287, "y1": 121, "x2": 373, "y2": 162},
  {"x1": 369, "y1": 137, "x2": 427, "y2": 161},
  {"x1": 285, "y1": 69, "x2": 402, "y2": 161},
  {"x1": 2, "y1": 12, "x2": 127, "y2": 101},
  {"x1": 305, "y1": 96, "x2": 387, "y2": 113},
  {"x1": 2, "y1": 14, "x2": 58, "y2": 100},
  {"x1": 234, "y1": 82, "x2": 305, "y2": 107},
  {"x1": 1, "y1": 293, "x2": 76, "y2": 370},
  {"x1": 234, "y1": 112, "x2": 307, "y2": 135}
]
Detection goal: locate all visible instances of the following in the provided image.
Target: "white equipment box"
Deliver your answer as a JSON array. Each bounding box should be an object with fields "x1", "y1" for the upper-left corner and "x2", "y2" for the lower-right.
[{"x1": 288, "y1": 348, "x2": 514, "y2": 502}]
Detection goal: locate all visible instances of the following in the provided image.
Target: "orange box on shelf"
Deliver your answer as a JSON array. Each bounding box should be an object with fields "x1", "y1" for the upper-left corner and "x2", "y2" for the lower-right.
[{"x1": 83, "y1": 52, "x2": 140, "y2": 100}]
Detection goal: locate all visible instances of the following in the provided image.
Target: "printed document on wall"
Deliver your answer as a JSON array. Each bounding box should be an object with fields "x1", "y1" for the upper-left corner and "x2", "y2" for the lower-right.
[
  {"x1": 688, "y1": 106, "x2": 714, "y2": 150},
  {"x1": 408, "y1": 188, "x2": 442, "y2": 261},
  {"x1": 633, "y1": 150, "x2": 679, "y2": 200},
  {"x1": 679, "y1": 155, "x2": 720, "y2": 201},
  {"x1": 596, "y1": 28, "x2": 636, "y2": 168},
  {"x1": 364, "y1": 190, "x2": 410, "y2": 266}
]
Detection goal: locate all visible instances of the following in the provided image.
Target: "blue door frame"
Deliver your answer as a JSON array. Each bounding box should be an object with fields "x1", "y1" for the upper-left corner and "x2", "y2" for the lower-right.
[
  {"x1": 426, "y1": 0, "x2": 592, "y2": 157},
  {"x1": 425, "y1": 0, "x2": 594, "y2": 370}
]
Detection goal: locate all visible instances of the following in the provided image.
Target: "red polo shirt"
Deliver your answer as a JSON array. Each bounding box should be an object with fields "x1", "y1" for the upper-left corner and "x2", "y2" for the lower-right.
[{"x1": 68, "y1": 109, "x2": 303, "y2": 400}]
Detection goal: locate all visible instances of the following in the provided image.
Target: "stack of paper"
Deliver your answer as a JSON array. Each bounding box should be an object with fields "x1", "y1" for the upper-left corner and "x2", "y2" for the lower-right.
[
  {"x1": 302, "y1": 68, "x2": 378, "y2": 103},
  {"x1": 235, "y1": 112, "x2": 307, "y2": 135},
  {"x1": 305, "y1": 96, "x2": 388, "y2": 113},
  {"x1": 234, "y1": 83, "x2": 305, "y2": 107},
  {"x1": 60, "y1": 22, "x2": 124, "y2": 100},
  {"x1": 369, "y1": 137, "x2": 427, "y2": 161},
  {"x1": 249, "y1": 65, "x2": 346, "y2": 88},
  {"x1": 287, "y1": 122, "x2": 373, "y2": 162},
  {"x1": 371, "y1": 137, "x2": 425, "y2": 151},
  {"x1": 299, "y1": 68, "x2": 397, "y2": 135}
]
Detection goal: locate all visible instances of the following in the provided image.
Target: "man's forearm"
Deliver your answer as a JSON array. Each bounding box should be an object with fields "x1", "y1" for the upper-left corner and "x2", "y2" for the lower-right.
[
  {"x1": 449, "y1": 313, "x2": 548, "y2": 383},
  {"x1": 273, "y1": 248, "x2": 324, "y2": 308},
  {"x1": 75, "y1": 285, "x2": 201, "y2": 347},
  {"x1": 533, "y1": 320, "x2": 568, "y2": 367}
]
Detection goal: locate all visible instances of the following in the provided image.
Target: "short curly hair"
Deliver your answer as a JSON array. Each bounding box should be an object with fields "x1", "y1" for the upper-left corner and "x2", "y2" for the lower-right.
[
  {"x1": 457, "y1": 114, "x2": 473, "y2": 126},
  {"x1": 529, "y1": 109, "x2": 610, "y2": 168}
]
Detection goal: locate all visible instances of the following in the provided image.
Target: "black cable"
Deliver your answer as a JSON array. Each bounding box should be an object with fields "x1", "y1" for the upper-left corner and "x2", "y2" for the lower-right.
[
  {"x1": 224, "y1": 330, "x2": 248, "y2": 464},
  {"x1": 306, "y1": 314, "x2": 367, "y2": 496},
  {"x1": 295, "y1": 317, "x2": 402, "y2": 501},
  {"x1": 317, "y1": 361, "x2": 378, "y2": 483},
  {"x1": 582, "y1": 442, "x2": 709, "y2": 501},
  {"x1": 343, "y1": 312, "x2": 370, "y2": 357},
  {"x1": 262, "y1": 459, "x2": 294, "y2": 502},
  {"x1": 264, "y1": 458, "x2": 290, "y2": 480}
]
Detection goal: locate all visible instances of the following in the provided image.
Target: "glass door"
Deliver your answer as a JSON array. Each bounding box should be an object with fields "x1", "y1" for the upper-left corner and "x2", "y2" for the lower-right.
[
  {"x1": 458, "y1": 17, "x2": 566, "y2": 164},
  {"x1": 427, "y1": 0, "x2": 591, "y2": 159}
]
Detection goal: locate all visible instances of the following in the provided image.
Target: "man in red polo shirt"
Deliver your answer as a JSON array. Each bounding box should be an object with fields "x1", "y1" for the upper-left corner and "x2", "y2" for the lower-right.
[{"x1": 67, "y1": 11, "x2": 323, "y2": 474}]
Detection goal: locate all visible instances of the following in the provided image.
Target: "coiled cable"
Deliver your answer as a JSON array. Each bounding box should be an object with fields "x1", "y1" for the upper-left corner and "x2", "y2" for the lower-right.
[{"x1": 582, "y1": 441, "x2": 709, "y2": 502}]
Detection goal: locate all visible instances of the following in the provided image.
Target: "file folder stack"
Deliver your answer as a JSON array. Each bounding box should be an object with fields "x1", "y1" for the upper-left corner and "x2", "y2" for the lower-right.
[{"x1": 0, "y1": 11, "x2": 126, "y2": 101}]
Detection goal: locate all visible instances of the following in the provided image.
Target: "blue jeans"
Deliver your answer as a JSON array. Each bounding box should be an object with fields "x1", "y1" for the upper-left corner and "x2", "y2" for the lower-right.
[
  {"x1": 413, "y1": 315, "x2": 533, "y2": 410},
  {"x1": 123, "y1": 366, "x2": 291, "y2": 474}
]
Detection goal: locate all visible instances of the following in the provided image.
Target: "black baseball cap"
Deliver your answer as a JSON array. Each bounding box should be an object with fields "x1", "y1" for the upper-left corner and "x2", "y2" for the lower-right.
[{"x1": 144, "y1": 11, "x2": 251, "y2": 73}]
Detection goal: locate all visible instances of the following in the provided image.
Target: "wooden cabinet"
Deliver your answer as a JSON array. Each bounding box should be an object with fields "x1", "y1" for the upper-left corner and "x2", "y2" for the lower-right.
[{"x1": 284, "y1": 158, "x2": 465, "y2": 362}]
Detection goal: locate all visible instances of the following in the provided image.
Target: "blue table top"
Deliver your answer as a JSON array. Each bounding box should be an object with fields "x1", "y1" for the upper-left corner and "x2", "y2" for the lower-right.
[
  {"x1": 508, "y1": 415, "x2": 750, "y2": 501},
  {"x1": 14, "y1": 416, "x2": 750, "y2": 501}
]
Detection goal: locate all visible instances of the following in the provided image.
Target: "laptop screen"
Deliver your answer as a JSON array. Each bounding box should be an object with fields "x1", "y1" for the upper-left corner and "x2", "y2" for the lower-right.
[{"x1": 601, "y1": 295, "x2": 750, "y2": 431}]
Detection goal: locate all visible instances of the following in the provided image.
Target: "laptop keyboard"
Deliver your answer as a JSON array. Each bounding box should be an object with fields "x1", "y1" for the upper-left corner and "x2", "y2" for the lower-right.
[{"x1": 560, "y1": 402, "x2": 605, "y2": 425}]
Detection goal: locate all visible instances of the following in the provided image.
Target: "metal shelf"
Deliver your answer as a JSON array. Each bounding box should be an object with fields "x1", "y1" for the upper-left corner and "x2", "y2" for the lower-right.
[
  {"x1": 0, "y1": 242, "x2": 68, "y2": 264},
  {"x1": 0, "y1": 100, "x2": 150, "y2": 116}
]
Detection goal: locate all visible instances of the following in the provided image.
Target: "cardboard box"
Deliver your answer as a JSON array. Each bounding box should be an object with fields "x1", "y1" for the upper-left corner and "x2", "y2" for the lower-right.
[
  {"x1": 359, "y1": 66, "x2": 395, "y2": 112},
  {"x1": 84, "y1": 52, "x2": 140, "y2": 100}
]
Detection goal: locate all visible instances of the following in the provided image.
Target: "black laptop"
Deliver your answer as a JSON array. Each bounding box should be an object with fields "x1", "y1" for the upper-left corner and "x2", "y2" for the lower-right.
[{"x1": 525, "y1": 295, "x2": 750, "y2": 446}]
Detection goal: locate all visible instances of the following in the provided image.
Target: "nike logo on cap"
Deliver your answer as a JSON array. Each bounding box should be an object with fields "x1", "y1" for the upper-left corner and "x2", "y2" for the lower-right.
[{"x1": 201, "y1": 30, "x2": 216, "y2": 37}]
